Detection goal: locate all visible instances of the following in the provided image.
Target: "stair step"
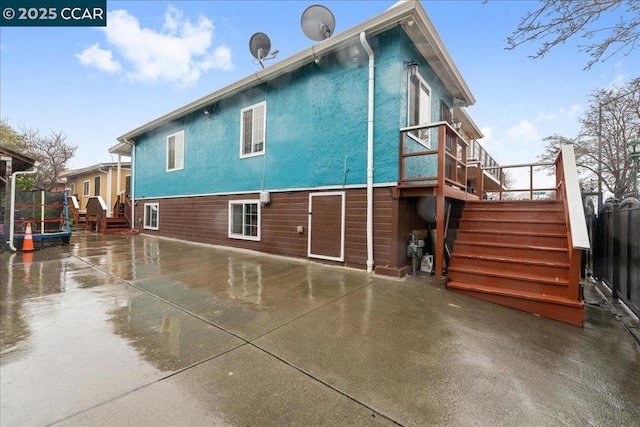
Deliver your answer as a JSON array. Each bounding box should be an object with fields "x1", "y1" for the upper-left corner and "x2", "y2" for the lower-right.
[
  {"x1": 465, "y1": 200, "x2": 563, "y2": 209},
  {"x1": 448, "y1": 266, "x2": 569, "y2": 298},
  {"x1": 462, "y1": 208, "x2": 565, "y2": 221},
  {"x1": 447, "y1": 281, "x2": 584, "y2": 326},
  {"x1": 451, "y1": 253, "x2": 569, "y2": 269},
  {"x1": 449, "y1": 199, "x2": 582, "y2": 326},
  {"x1": 453, "y1": 241, "x2": 568, "y2": 263},
  {"x1": 456, "y1": 230, "x2": 567, "y2": 248},
  {"x1": 450, "y1": 254, "x2": 569, "y2": 282},
  {"x1": 460, "y1": 218, "x2": 566, "y2": 234}
]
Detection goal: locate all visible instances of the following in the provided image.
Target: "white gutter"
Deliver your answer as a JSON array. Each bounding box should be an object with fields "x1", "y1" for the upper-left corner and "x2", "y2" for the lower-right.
[
  {"x1": 360, "y1": 32, "x2": 375, "y2": 274},
  {"x1": 8, "y1": 163, "x2": 39, "y2": 251}
]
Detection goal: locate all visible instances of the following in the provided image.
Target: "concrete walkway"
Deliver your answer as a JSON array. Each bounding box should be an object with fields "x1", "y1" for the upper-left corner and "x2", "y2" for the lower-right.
[{"x1": 1, "y1": 232, "x2": 639, "y2": 426}]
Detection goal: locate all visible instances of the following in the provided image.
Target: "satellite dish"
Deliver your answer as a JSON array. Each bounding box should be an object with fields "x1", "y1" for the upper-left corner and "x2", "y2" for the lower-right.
[
  {"x1": 250, "y1": 32, "x2": 271, "y2": 61},
  {"x1": 301, "y1": 4, "x2": 335, "y2": 41},
  {"x1": 249, "y1": 32, "x2": 278, "y2": 68}
]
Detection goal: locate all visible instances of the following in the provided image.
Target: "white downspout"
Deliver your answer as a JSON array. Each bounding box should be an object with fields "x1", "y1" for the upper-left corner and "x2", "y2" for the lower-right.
[
  {"x1": 360, "y1": 32, "x2": 375, "y2": 273},
  {"x1": 124, "y1": 138, "x2": 135, "y2": 229},
  {"x1": 116, "y1": 154, "x2": 122, "y2": 198},
  {"x1": 8, "y1": 163, "x2": 39, "y2": 251}
]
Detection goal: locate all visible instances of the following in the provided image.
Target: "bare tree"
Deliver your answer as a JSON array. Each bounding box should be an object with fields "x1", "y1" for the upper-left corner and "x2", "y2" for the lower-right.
[
  {"x1": 506, "y1": 0, "x2": 640, "y2": 69},
  {"x1": 20, "y1": 128, "x2": 77, "y2": 191},
  {"x1": 537, "y1": 78, "x2": 640, "y2": 198}
]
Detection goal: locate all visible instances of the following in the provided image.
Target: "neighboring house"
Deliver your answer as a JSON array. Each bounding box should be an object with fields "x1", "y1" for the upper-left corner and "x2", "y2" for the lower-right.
[
  {"x1": 61, "y1": 163, "x2": 131, "y2": 216},
  {"x1": 112, "y1": 1, "x2": 497, "y2": 276}
]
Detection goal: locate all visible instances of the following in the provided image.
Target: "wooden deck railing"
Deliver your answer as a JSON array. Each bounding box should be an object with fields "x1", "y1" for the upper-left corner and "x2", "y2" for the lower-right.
[
  {"x1": 399, "y1": 121, "x2": 469, "y2": 194},
  {"x1": 480, "y1": 162, "x2": 556, "y2": 200},
  {"x1": 86, "y1": 196, "x2": 107, "y2": 232},
  {"x1": 68, "y1": 195, "x2": 80, "y2": 225},
  {"x1": 399, "y1": 121, "x2": 477, "y2": 275},
  {"x1": 124, "y1": 195, "x2": 132, "y2": 228}
]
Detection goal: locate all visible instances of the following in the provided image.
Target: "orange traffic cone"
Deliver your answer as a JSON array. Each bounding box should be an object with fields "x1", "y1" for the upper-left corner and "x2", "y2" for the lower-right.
[{"x1": 22, "y1": 222, "x2": 35, "y2": 251}]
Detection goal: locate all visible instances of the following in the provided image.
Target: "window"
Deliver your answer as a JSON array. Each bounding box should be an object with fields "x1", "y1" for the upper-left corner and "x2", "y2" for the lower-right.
[
  {"x1": 408, "y1": 75, "x2": 431, "y2": 147},
  {"x1": 83, "y1": 180, "x2": 90, "y2": 197},
  {"x1": 125, "y1": 175, "x2": 131, "y2": 196},
  {"x1": 240, "y1": 102, "x2": 266, "y2": 158},
  {"x1": 144, "y1": 203, "x2": 159, "y2": 230},
  {"x1": 94, "y1": 176, "x2": 101, "y2": 196},
  {"x1": 68, "y1": 183, "x2": 75, "y2": 195},
  {"x1": 440, "y1": 100, "x2": 452, "y2": 124},
  {"x1": 167, "y1": 130, "x2": 185, "y2": 171},
  {"x1": 228, "y1": 200, "x2": 260, "y2": 241}
]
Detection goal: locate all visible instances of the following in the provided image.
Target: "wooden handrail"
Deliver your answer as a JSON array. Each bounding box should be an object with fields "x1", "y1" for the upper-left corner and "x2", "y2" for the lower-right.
[
  {"x1": 124, "y1": 195, "x2": 132, "y2": 228},
  {"x1": 86, "y1": 196, "x2": 107, "y2": 232}
]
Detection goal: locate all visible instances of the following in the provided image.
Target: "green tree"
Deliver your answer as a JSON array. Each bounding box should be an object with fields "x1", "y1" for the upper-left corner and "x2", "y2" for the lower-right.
[{"x1": 0, "y1": 118, "x2": 26, "y2": 149}]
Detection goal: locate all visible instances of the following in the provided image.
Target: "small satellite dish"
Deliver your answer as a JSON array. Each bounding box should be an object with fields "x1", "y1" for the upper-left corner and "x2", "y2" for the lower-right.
[
  {"x1": 301, "y1": 4, "x2": 335, "y2": 41},
  {"x1": 249, "y1": 32, "x2": 279, "y2": 68}
]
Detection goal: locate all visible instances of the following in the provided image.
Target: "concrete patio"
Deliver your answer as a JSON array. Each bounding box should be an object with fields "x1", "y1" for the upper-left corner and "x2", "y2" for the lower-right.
[{"x1": 1, "y1": 232, "x2": 639, "y2": 426}]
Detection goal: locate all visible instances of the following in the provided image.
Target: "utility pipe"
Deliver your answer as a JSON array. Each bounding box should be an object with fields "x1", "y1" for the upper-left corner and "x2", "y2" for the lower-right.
[
  {"x1": 123, "y1": 138, "x2": 135, "y2": 228},
  {"x1": 360, "y1": 32, "x2": 375, "y2": 273},
  {"x1": 8, "y1": 163, "x2": 39, "y2": 251}
]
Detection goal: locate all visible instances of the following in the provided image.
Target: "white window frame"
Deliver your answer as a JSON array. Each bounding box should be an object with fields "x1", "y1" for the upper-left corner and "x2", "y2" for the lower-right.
[
  {"x1": 228, "y1": 200, "x2": 261, "y2": 241},
  {"x1": 68, "y1": 183, "x2": 75, "y2": 195},
  {"x1": 166, "y1": 130, "x2": 185, "y2": 172},
  {"x1": 240, "y1": 101, "x2": 266, "y2": 158},
  {"x1": 407, "y1": 74, "x2": 432, "y2": 148},
  {"x1": 143, "y1": 203, "x2": 159, "y2": 230},
  {"x1": 82, "y1": 180, "x2": 90, "y2": 197}
]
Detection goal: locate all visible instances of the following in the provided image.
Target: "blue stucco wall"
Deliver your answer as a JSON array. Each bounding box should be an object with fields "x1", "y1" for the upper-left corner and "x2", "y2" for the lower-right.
[
  {"x1": 397, "y1": 31, "x2": 453, "y2": 183},
  {"x1": 134, "y1": 27, "x2": 453, "y2": 198}
]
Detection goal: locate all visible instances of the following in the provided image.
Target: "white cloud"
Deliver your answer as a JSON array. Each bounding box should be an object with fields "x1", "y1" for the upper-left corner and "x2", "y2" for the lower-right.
[
  {"x1": 507, "y1": 119, "x2": 538, "y2": 142},
  {"x1": 608, "y1": 59, "x2": 628, "y2": 88},
  {"x1": 76, "y1": 44, "x2": 122, "y2": 73},
  {"x1": 532, "y1": 111, "x2": 556, "y2": 122},
  {"x1": 76, "y1": 6, "x2": 233, "y2": 86},
  {"x1": 559, "y1": 104, "x2": 583, "y2": 118}
]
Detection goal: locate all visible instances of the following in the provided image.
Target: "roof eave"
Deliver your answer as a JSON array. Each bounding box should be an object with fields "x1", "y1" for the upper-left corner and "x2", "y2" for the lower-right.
[
  {"x1": 406, "y1": 2, "x2": 475, "y2": 107},
  {"x1": 61, "y1": 162, "x2": 131, "y2": 178}
]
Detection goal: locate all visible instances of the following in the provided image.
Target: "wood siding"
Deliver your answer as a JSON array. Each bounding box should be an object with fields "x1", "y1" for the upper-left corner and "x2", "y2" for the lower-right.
[
  {"x1": 134, "y1": 187, "x2": 409, "y2": 273},
  {"x1": 309, "y1": 193, "x2": 344, "y2": 260}
]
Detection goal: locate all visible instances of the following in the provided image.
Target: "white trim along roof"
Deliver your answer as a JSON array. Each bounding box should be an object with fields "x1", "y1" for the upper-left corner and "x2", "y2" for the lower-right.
[
  {"x1": 61, "y1": 162, "x2": 131, "y2": 178},
  {"x1": 115, "y1": 0, "x2": 475, "y2": 146}
]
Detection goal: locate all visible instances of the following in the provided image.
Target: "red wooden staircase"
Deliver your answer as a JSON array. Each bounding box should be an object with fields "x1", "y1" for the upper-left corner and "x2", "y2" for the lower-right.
[{"x1": 447, "y1": 199, "x2": 584, "y2": 326}]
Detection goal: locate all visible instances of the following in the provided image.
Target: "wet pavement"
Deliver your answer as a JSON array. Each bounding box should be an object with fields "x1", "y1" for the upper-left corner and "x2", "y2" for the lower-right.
[{"x1": 1, "y1": 232, "x2": 639, "y2": 426}]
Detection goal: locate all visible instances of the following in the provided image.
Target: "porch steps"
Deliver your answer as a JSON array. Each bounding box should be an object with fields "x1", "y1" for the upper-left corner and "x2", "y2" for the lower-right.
[
  {"x1": 103, "y1": 217, "x2": 130, "y2": 234},
  {"x1": 447, "y1": 200, "x2": 584, "y2": 326}
]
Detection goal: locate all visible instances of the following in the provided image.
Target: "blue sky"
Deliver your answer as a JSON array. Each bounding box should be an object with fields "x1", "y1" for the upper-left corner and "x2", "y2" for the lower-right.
[{"x1": 1, "y1": 0, "x2": 637, "y2": 174}]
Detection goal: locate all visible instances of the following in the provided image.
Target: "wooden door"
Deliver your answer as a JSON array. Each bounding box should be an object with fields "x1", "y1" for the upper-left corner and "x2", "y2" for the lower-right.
[{"x1": 308, "y1": 192, "x2": 345, "y2": 262}]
